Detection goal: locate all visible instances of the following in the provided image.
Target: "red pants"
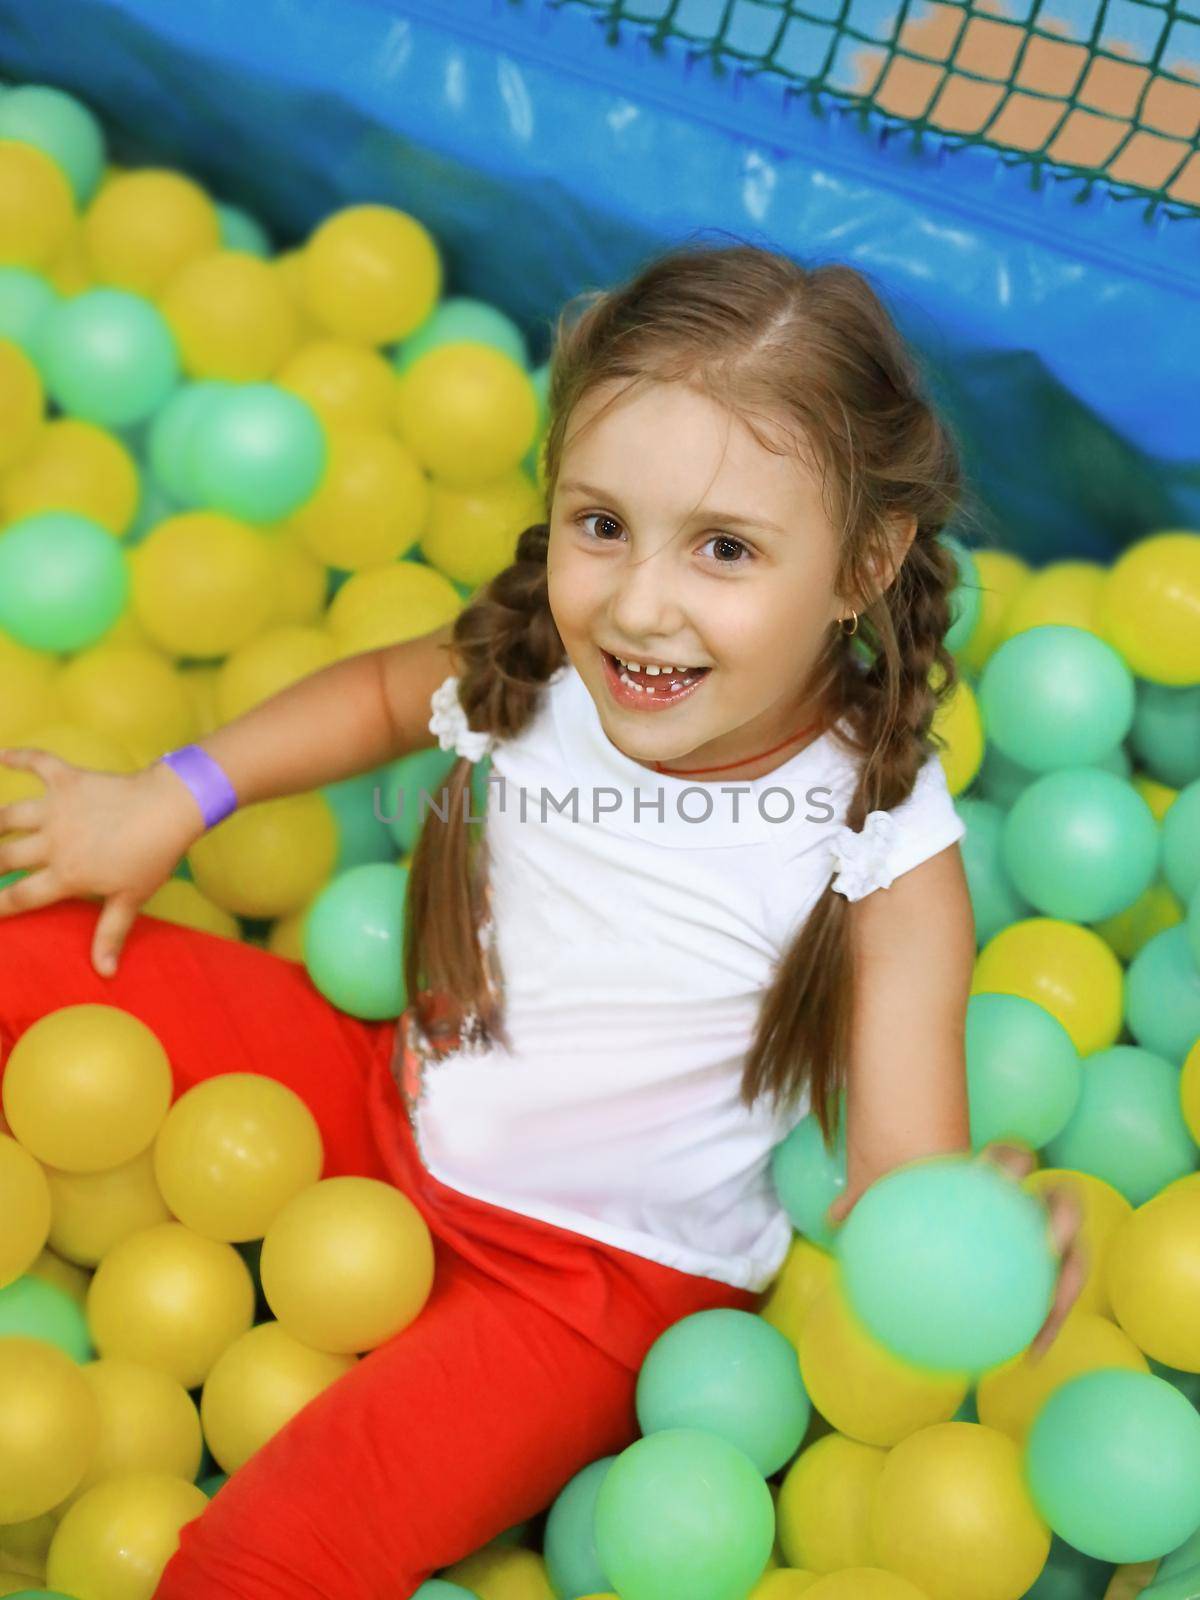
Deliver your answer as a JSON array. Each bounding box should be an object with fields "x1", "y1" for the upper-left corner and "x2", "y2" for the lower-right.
[{"x1": 0, "y1": 901, "x2": 757, "y2": 1599}]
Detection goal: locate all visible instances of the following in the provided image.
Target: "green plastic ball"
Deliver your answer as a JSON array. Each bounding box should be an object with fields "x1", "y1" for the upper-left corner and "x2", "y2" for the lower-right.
[
  {"x1": 943, "y1": 533, "x2": 982, "y2": 655},
  {"x1": 321, "y1": 771, "x2": 397, "y2": 872},
  {"x1": 39, "y1": 287, "x2": 180, "y2": 428},
  {"x1": 188, "y1": 382, "x2": 326, "y2": 523},
  {"x1": 770, "y1": 1105, "x2": 847, "y2": 1249},
  {"x1": 1001, "y1": 768, "x2": 1159, "y2": 923},
  {"x1": 1163, "y1": 781, "x2": 1200, "y2": 905},
  {"x1": 1125, "y1": 926, "x2": 1200, "y2": 1066},
  {"x1": 1022, "y1": 1534, "x2": 1114, "y2": 1599},
  {"x1": 0, "y1": 83, "x2": 105, "y2": 201},
  {"x1": 0, "y1": 265, "x2": 58, "y2": 356},
  {"x1": 1025, "y1": 1369, "x2": 1200, "y2": 1564},
  {"x1": 544, "y1": 1456, "x2": 616, "y2": 1600},
  {"x1": 1131, "y1": 683, "x2": 1200, "y2": 790},
  {"x1": 303, "y1": 861, "x2": 408, "y2": 1021},
  {"x1": 593, "y1": 1428, "x2": 775, "y2": 1600},
  {"x1": 376, "y1": 746, "x2": 471, "y2": 854},
  {"x1": 1043, "y1": 1044, "x2": 1197, "y2": 1204},
  {"x1": 0, "y1": 509, "x2": 129, "y2": 651},
  {"x1": 955, "y1": 797, "x2": 1032, "y2": 946},
  {"x1": 395, "y1": 296, "x2": 528, "y2": 374},
  {"x1": 147, "y1": 379, "x2": 232, "y2": 504},
  {"x1": 215, "y1": 201, "x2": 271, "y2": 256},
  {"x1": 636, "y1": 1309, "x2": 810, "y2": 1477},
  {"x1": 978, "y1": 625, "x2": 1136, "y2": 773},
  {"x1": 413, "y1": 1583, "x2": 479, "y2": 1599},
  {"x1": 0, "y1": 1274, "x2": 92, "y2": 1361},
  {"x1": 834, "y1": 1154, "x2": 1057, "y2": 1374},
  {"x1": 965, "y1": 992, "x2": 1081, "y2": 1150}
]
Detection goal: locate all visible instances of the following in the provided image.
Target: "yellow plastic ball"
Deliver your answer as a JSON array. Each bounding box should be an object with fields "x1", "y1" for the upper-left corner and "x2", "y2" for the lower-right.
[
  {"x1": 931, "y1": 675, "x2": 984, "y2": 796},
  {"x1": 1131, "y1": 772, "x2": 1178, "y2": 824},
  {"x1": 999, "y1": 561, "x2": 1107, "y2": 643},
  {"x1": 83, "y1": 168, "x2": 219, "y2": 295},
  {"x1": 957, "y1": 549, "x2": 1030, "y2": 676},
  {"x1": 44, "y1": 1146, "x2": 171, "y2": 1268},
  {"x1": 187, "y1": 792, "x2": 338, "y2": 918},
  {"x1": 278, "y1": 338, "x2": 399, "y2": 431},
  {"x1": 868, "y1": 1422, "x2": 1050, "y2": 1600},
  {"x1": 4, "y1": 721, "x2": 137, "y2": 791},
  {"x1": 1100, "y1": 530, "x2": 1200, "y2": 687},
  {"x1": 327, "y1": 559, "x2": 462, "y2": 657},
  {"x1": 64, "y1": 1359, "x2": 202, "y2": 1506},
  {"x1": 0, "y1": 336, "x2": 44, "y2": 470},
  {"x1": 177, "y1": 663, "x2": 221, "y2": 737},
  {"x1": 751, "y1": 1573, "x2": 822, "y2": 1598},
  {"x1": 2, "y1": 1004, "x2": 173, "y2": 1173},
  {"x1": 213, "y1": 624, "x2": 336, "y2": 724},
  {"x1": 141, "y1": 877, "x2": 240, "y2": 941},
  {"x1": 1183, "y1": 1039, "x2": 1200, "y2": 1146},
  {"x1": 46, "y1": 220, "x2": 94, "y2": 295},
  {"x1": 260, "y1": 1175, "x2": 435, "y2": 1354},
  {"x1": 302, "y1": 204, "x2": 441, "y2": 345},
  {"x1": 85, "y1": 1220, "x2": 255, "y2": 1388},
  {"x1": 3, "y1": 417, "x2": 138, "y2": 533},
  {"x1": 161, "y1": 249, "x2": 298, "y2": 380},
  {"x1": 0, "y1": 635, "x2": 59, "y2": 746},
  {"x1": 806, "y1": 1573, "x2": 931, "y2": 1600},
  {"x1": 267, "y1": 905, "x2": 309, "y2": 963},
  {"x1": 0, "y1": 1507, "x2": 56, "y2": 1580},
  {"x1": 273, "y1": 248, "x2": 315, "y2": 337},
  {"x1": 421, "y1": 471, "x2": 545, "y2": 589},
  {"x1": 28, "y1": 1246, "x2": 91, "y2": 1308},
  {"x1": 1022, "y1": 1167, "x2": 1132, "y2": 1319},
  {"x1": 288, "y1": 429, "x2": 429, "y2": 568},
  {"x1": 0, "y1": 1131, "x2": 52, "y2": 1289},
  {"x1": 1106, "y1": 1181, "x2": 1200, "y2": 1371},
  {"x1": 0, "y1": 141, "x2": 75, "y2": 268},
  {"x1": 153, "y1": 1072, "x2": 324, "y2": 1242},
  {"x1": 396, "y1": 345, "x2": 538, "y2": 487},
  {"x1": 1095, "y1": 881, "x2": 1184, "y2": 963},
  {"x1": 441, "y1": 1546, "x2": 556, "y2": 1600},
  {"x1": 200, "y1": 1320, "x2": 356, "y2": 1474},
  {"x1": 759, "y1": 1236, "x2": 838, "y2": 1347},
  {"x1": 46, "y1": 1471, "x2": 208, "y2": 1599},
  {"x1": 0, "y1": 1337, "x2": 99, "y2": 1523},
  {"x1": 777, "y1": 1433, "x2": 887, "y2": 1573},
  {"x1": 798, "y1": 1277, "x2": 969, "y2": 1447},
  {"x1": 270, "y1": 525, "x2": 328, "y2": 626},
  {"x1": 56, "y1": 642, "x2": 195, "y2": 767},
  {"x1": 972, "y1": 918, "x2": 1123, "y2": 1056},
  {"x1": 976, "y1": 1306, "x2": 1147, "y2": 1444},
  {"x1": 132, "y1": 511, "x2": 278, "y2": 658},
  {"x1": 0, "y1": 1574, "x2": 43, "y2": 1597}
]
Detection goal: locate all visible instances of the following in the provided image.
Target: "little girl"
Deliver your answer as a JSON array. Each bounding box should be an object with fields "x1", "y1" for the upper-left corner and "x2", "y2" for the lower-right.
[{"x1": 0, "y1": 242, "x2": 1081, "y2": 1599}]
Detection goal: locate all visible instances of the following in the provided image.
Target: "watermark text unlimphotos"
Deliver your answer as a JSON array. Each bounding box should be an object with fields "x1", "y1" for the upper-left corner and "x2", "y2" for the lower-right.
[{"x1": 373, "y1": 773, "x2": 837, "y2": 829}]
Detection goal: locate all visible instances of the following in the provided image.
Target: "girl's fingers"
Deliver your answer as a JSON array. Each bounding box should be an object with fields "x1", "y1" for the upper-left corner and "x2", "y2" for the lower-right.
[
  {"x1": 0, "y1": 796, "x2": 48, "y2": 835},
  {"x1": 0, "y1": 747, "x2": 68, "y2": 785},
  {"x1": 0, "y1": 868, "x2": 60, "y2": 919},
  {"x1": 978, "y1": 1141, "x2": 1037, "y2": 1183},
  {"x1": 0, "y1": 831, "x2": 48, "y2": 876},
  {"x1": 90, "y1": 895, "x2": 141, "y2": 979}
]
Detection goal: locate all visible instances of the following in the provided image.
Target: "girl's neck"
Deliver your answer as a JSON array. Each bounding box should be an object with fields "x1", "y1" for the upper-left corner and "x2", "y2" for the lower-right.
[{"x1": 631, "y1": 700, "x2": 833, "y2": 785}]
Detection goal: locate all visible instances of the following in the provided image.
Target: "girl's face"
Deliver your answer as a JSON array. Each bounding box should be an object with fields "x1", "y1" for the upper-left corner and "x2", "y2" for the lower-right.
[{"x1": 547, "y1": 379, "x2": 851, "y2": 781}]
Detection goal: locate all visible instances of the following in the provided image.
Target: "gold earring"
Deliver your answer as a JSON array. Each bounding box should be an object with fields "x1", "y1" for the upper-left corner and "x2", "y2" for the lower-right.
[{"x1": 840, "y1": 610, "x2": 859, "y2": 637}]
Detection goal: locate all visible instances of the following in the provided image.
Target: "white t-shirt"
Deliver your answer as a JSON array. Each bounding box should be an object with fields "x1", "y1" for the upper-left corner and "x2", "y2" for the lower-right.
[{"x1": 408, "y1": 662, "x2": 966, "y2": 1292}]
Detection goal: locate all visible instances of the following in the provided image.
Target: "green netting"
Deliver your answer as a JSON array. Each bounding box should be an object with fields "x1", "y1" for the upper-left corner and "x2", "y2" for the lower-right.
[{"x1": 549, "y1": 0, "x2": 1200, "y2": 215}]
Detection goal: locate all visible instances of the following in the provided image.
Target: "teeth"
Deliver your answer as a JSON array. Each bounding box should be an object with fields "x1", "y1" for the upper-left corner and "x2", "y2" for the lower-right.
[{"x1": 614, "y1": 655, "x2": 701, "y2": 675}]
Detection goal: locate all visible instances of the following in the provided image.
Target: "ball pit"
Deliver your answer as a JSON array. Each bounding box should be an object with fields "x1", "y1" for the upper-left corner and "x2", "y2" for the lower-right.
[{"x1": 0, "y1": 53, "x2": 1196, "y2": 1600}]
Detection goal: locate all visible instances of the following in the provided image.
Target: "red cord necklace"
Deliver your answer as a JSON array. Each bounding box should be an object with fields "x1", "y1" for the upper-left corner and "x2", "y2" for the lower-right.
[{"x1": 649, "y1": 718, "x2": 823, "y2": 777}]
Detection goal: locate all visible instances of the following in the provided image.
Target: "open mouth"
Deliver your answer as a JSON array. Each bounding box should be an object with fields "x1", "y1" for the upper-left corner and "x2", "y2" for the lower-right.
[{"x1": 599, "y1": 648, "x2": 712, "y2": 709}]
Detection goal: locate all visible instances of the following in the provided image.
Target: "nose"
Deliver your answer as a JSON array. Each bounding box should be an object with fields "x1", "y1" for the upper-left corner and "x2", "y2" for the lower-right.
[{"x1": 607, "y1": 538, "x2": 687, "y2": 649}]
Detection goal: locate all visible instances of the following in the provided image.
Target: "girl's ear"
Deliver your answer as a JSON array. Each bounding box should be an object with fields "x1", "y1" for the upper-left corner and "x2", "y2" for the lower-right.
[{"x1": 870, "y1": 512, "x2": 919, "y2": 598}]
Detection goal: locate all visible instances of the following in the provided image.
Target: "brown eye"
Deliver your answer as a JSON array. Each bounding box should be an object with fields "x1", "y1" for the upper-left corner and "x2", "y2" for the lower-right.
[
  {"x1": 702, "y1": 534, "x2": 754, "y2": 566},
  {"x1": 578, "y1": 513, "x2": 622, "y2": 541}
]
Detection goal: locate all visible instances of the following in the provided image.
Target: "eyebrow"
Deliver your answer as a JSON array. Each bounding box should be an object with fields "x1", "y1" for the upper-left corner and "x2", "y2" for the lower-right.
[{"x1": 558, "y1": 479, "x2": 787, "y2": 537}]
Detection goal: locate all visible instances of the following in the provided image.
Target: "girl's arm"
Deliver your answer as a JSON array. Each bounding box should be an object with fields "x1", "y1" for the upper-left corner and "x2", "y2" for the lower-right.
[
  {"x1": 828, "y1": 843, "x2": 1085, "y2": 1352},
  {"x1": 198, "y1": 619, "x2": 462, "y2": 808}
]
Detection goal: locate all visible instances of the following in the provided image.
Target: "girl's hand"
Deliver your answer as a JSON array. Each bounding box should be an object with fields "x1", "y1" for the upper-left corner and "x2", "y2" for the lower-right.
[
  {"x1": 0, "y1": 747, "x2": 210, "y2": 977},
  {"x1": 825, "y1": 1141, "x2": 1088, "y2": 1360},
  {"x1": 978, "y1": 1139, "x2": 1088, "y2": 1360}
]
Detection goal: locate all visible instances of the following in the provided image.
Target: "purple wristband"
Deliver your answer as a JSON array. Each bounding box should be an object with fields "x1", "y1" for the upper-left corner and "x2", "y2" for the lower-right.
[{"x1": 159, "y1": 745, "x2": 239, "y2": 830}]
